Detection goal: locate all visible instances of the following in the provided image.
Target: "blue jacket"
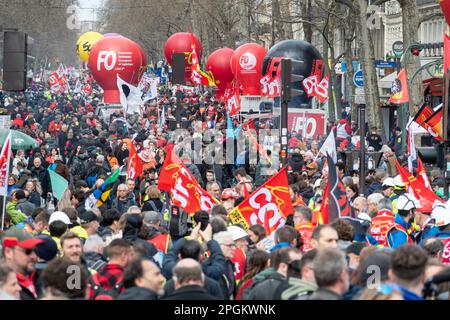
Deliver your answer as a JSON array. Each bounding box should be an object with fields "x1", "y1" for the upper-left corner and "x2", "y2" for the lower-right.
[
  {"x1": 387, "y1": 214, "x2": 412, "y2": 249},
  {"x1": 435, "y1": 230, "x2": 450, "y2": 240}
]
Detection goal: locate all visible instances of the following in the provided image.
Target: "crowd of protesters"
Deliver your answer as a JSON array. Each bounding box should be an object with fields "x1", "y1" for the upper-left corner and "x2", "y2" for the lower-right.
[{"x1": 0, "y1": 75, "x2": 449, "y2": 301}]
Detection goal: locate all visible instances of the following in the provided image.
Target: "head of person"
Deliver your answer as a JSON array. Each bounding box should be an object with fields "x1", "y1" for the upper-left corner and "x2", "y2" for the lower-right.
[
  {"x1": 396, "y1": 194, "x2": 420, "y2": 224},
  {"x1": 242, "y1": 249, "x2": 270, "y2": 282},
  {"x1": 143, "y1": 211, "x2": 162, "y2": 229},
  {"x1": 126, "y1": 206, "x2": 142, "y2": 215},
  {"x1": 297, "y1": 249, "x2": 317, "y2": 284},
  {"x1": 34, "y1": 211, "x2": 50, "y2": 234},
  {"x1": 353, "y1": 197, "x2": 367, "y2": 214},
  {"x1": 146, "y1": 186, "x2": 161, "y2": 200},
  {"x1": 206, "y1": 170, "x2": 215, "y2": 182},
  {"x1": 79, "y1": 211, "x2": 100, "y2": 235},
  {"x1": 41, "y1": 257, "x2": 88, "y2": 300},
  {"x1": 0, "y1": 263, "x2": 21, "y2": 299},
  {"x1": 289, "y1": 184, "x2": 300, "y2": 202},
  {"x1": 117, "y1": 184, "x2": 130, "y2": 199},
  {"x1": 313, "y1": 248, "x2": 349, "y2": 295},
  {"x1": 2, "y1": 233, "x2": 44, "y2": 276},
  {"x1": 101, "y1": 208, "x2": 121, "y2": 231},
  {"x1": 172, "y1": 258, "x2": 205, "y2": 290},
  {"x1": 382, "y1": 178, "x2": 395, "y2": 198},
  {"x1": 345, "y1": 242, "x2": 366, "y2": 271},
  {"x1": 293, "y1": 206, "x2": 312, "y2": 228},
  {"x1": 275, "y1": 225, "x2": 298, "y2": 247},
  {"x1": 247, "y1": 224, "x2": 266, "y2": 245},
  {"x1": 213, "y1": 231, "x2": 235, "y2": 260},
  {"x1": 228, "y1": 225, "x2": 249, "y2": 253},
  {"x1": 206, "y1": 181, "x2": 221, "y2": 200},
  {"x1": 390, "y1": 244, "x2": 428, "y2": 295},
  {"x1": 126, "y1": 179, "x2": 136, "y2": 192},
  {"x1": 270, "y1": 247, "x2": 303, "y2": 278},
  {"x1": 367, "y1": 193, "x2": 385, "y2": 217},
  {"x1": 330, "y1": 219, "x2": 355, "y2": 243},
  {"x1": 431, "y1": 204, "x2": 450, "y2": 232},
  {"x1": 83, "y1": 235, "x2": 105, "y2": 255},
  {"x1": 60, "y1": 232, "x2": 83, "y2": 264},
  {"x1": 106, "y1": 239, "x2": 134, "y2": 268},
  {"x1": 415, "y1": 199, "x2": 433, "y2": 227},
  {"x1": 122, "y1": 258, "x2": 165, "y2": 296},
  {"x1": 33, "y1": 157, "x2": 42, "y2": 169},
  {"x1": 311, "y1": 225, "x2": 338, "y2": 250},
  {"x1": 423, "y1": 237, "x2": 444, "y2": 261},
  {"x1": 346, "y1": 184, "x2": 358, "y2": 200}
]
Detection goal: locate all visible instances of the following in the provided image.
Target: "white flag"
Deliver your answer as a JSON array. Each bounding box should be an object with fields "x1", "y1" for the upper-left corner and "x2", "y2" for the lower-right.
[
  {"x1": 74, "y1": 78, "x2": 82, "y2": 93},
  {"x1": 318, "y1": 131, "x2": 337, "y2": 163},
  {"x1": 117, "y1": 75, "x2": 144, "y2": 115}
]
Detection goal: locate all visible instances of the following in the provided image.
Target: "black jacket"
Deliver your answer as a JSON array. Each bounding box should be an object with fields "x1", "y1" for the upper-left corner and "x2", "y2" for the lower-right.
[
  {"x1": 161, "y1": 285, "x2": 217, "y2": 300},
  {"x1": 117, "y1": 286, "x2": 159, "y2": 300},
  {"x1": 18, "y1": 271, "x2": 43, "y2": 300},
  {"x1": 30, "y1": 166, "x2": 51, "y2": 196},
  {"x1": 245, "y1": 271, "x2": 286, "y2": 300},
  {"x1": 163, "y1": 275, "x2": 224, "y2": 299},
  {"x1": 288, "y1": 154, "x2": 305, "y2": 173},
  {"x1": 217, "y1": 259, "x2": 236, "y2": 300},
  {"x1": 308, "y1": 287, "x2": 343, "y2": 300}
]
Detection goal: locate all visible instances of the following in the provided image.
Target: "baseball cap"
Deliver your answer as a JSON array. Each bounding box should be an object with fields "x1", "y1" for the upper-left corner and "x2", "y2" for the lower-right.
[
  {"x1": 80, "y1": 211, "x2": 100, "y2": 224},
  {"x1": 49, "y1": 211, "x2": 71, "y2": 225},
  {"x1": 306, "y1": 162, "x2": 318, "y2": 170},
  {"x1": 34, "y1": 235, "x2": 58, "y2": 261},
  {"x1": 221, "y1": 188, "x2": 239, "y2": 200},
  {"x1": 227, "y1": 225, "x2": 248, "y2": 241},
  {"x1": 393, "y1": 175, "x2": 405, "y2": 188},
  {"x1": 3, "y1": 228, "x2": 44, "y2": 250}
]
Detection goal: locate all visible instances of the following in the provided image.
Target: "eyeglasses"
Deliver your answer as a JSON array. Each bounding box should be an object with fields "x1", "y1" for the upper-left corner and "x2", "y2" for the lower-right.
[{"x1": 15, "y1": 247, "x2": 34, "y2": 256}]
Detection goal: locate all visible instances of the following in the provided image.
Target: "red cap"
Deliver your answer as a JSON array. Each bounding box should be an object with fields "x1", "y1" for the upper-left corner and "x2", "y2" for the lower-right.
[
  {"x1": 417, "y1": 199, "x2": 432, "y2": 214},
  {"x1": 3, "y1": 237, "x2": 44, "y2": 250}
]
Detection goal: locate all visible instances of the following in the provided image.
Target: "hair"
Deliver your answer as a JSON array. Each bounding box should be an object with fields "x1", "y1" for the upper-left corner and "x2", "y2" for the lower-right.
[
  {"x1": 146, "y1": 186, "x2": 161, "y2": 200},
  {"x1": 0, "y1": 263, "x2": 14, "y2": 288},
  {"x1": 248, "y1": 225, "x2": 266, "y2": 243},
  {"x1": 367, "y1": 193, "x2": 384, "y2": 206},
  {"x1": 391, "y1": 244, "x2": 428, "y2": 285},
  {"x1": 173, "y1": 259, "x2": 204, "y2": 285},
  {"x1": 206, "y1": 181, "x2": 221, "y2": 192},
  {"x1": 377, "y1": 198, "x2": 393, "y2": 212},
  {"x1": 270, "y1": 247, "x2": 293, "y2": 271},
  {"x1": 31, "y1": 207, "x2": 48, "y2": 221},
  {"x1": 298, "y1": 249, "x2": 317, "y2": 277},
  {"x1": 331, "y1": 219, "x2": 355, "y2": 241},
  {"x1": 213, "y1": 231, "x2": 233, "y2": 245},
  {"x1": 34, "y1": 211, "x2": 50, "y2": 224},
  {"x1": 423, "y1": 238, "x2": 445, "y2": 258},
  {"x1": 295, "y1": 206, "x2": 312, "y2": 222},
  {"x1": 290, "y1": 184, "x2": 300, "y2": 195},
  {"x1": 71, "y1": 189, "x2": 86, "y2": 203},
  {"x1": 211, "y1": 205, "x2": 227, "y2": 217},
  {"x1": 49, "y1": 221, "x2": 68, "y2": 238},
  {"x1": 374, "y1": 170, "x2": 387, "y2": 183},
  {"x1": 61, "y1": 207, "x2": 79, "y2": 224},
  {"x1": 101, "y1": 208, "x2": 121, "y2": 227},
  {"x1": 41, "y1": 257, "x2": 87, "y2": 299},
  {"x1": 106, "y1": 239, "x2": 133, "y2": 260},
  {"x1": 83, "y1": 235, "x2": 104, "y2": 253},
  {"x1": 313, "y1": 248, "x2": 347, "y2": 287},
  {"x1": 312, "y1": 224, "x2": 336, "y2": 241},
  {"x1": 241, "y1": 249, "x2": 270, "y2": 283},
  {"x1": 179, "y1": 240, "x2": 204, "y2": 261},
  {"x1": 209, "y1": 216, "x2": 228, "y2": 234},
  {"x1": 60, "y1": 232, "x2": 81, "y2": 248},
  {"x1": 122, "y1": 258, "x2": 146, "y2": 289},
  {"x1": 14, "y1": 189, "x2": 26, "y2": 200},
  {"x1": 275, "y1": 225, "x2": 298, "y2": 245}
]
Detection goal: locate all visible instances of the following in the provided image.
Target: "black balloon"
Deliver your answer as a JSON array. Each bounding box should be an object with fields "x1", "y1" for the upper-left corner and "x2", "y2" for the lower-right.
[{"x1": 262, "y1": 40, "x2": 324, "y2": 108}]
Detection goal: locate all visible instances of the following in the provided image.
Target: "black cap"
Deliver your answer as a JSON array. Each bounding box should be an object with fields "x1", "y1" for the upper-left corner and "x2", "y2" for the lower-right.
[
  {"x1": 80, "y1": 211, "x2": 100, "y2": 224},
  {"x1": 35, "y1": 235, "x2": 58, "y2": 262}
]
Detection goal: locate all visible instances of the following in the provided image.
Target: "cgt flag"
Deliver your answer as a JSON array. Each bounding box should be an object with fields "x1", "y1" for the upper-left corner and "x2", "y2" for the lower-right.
[
  {"x1": 424, "y1": 106, "x2": 443, "y2": 142},
  {"x1": 229, "y1": 167, "x2": 293, "y2": 235},
  {"x1": 319, "y1": 155, "x2": 355, "y2": 225},
  {"x1": 0, "y1": 133, "x2": 11, "y2": 197},
  {"x1": 413, "y1": 103, "x2": 434, "y2": 129},
  {"x1": 127, "y1": 142, "x2": 143, "y2": 180},
  {"x1": 440, "y1": 0, "x2": 450, "y2": 28},
  {"x1": 445, "y1": 32, "x2": 450, "y2": 74},
  {"x1": 389, "y1": 69, "x2": 409, "y2": 104},
  {"x1": 158, "y1": 148, "x2": 219, "y2": 214}
]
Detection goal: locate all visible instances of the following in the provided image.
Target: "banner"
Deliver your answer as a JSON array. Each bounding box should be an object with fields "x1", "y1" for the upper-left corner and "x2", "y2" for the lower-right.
[
  {"x1": 302, "y1": 74, "x2": 329, "y2": 103},
  {"x1": 389, "y1": 68, "x2": 409, "y2": 104},
  {"x1": 260, "y1": 72, "x2": 281, "y2": 97},
  {"x1": 48, "y1": 169, "x2": 69, "y2": 200},
  {"x1": 319, "y1": 155, "x2": 355, "y2": 225},
  {"x1": 445, "y1": 32, "x2": 450, "y2": 74},
  {"x1": 0, "y1": 133, "x2": 11, "y2": 196},
  {"x1": 190, "y1": 46, "x2": 215, "y2": 87},
  {"x1": 417, "y1": 157, "x2": 431, "y2": 190},
  {"x1": 229, "y1": 167, "x2": 293, "y2": 235},
  {"x1": 158, "y1": 149, "x2": 219, "y2": 214},
  {"x1": 224, "y1": 83, "x2": 241, "y2": 116},
  {"x1": 424, "y1": 106, "x2": 443, "y2": 142},
  {"x1": 413, "y1": 103, "x2": 434, "y2": 129}
]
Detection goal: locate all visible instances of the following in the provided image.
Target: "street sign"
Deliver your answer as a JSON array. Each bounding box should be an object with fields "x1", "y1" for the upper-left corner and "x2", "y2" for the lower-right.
[
  {"x1": 353, "y1": 69, "x2": 364, "y2": 88},
  {"x1": 375, "y1": 60, "x2": 397, "y2": 68},
  {"x1": 392, "y1": 41, "x2": 404, "y2": 57},
  {"x1": 355, "y1": 87, "x2": 366, "y2": 105}
]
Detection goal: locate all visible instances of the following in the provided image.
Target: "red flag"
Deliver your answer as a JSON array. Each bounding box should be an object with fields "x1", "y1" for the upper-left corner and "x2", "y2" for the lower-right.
[
  {"x1": 320, "y1": 155, "x2": 355, "y2": 225},
  {"x1": 395, "y1": 160, "x2": 443, "y2": 204},
  {"x1": 444, "y1": 32, "x2": 450, "y2": 74},
  {"x1": 229, "y1": 167, "x2": 293, "y2": 235},
  {"x1": 158, "y1": 150, "x2": 219, "y2": 214},
  {"x1": 224, "y1": 83, "x2": 241, "y2": 116},
  {"x1": 413, "y1": 103, "x2": 435, "y2": 129},
  {"x1": 302, "y1": 74, "x2": 329, "y2": 103},
  {"x1": 440, "y1": 0, "x2": 450, "y2": 28},
  {"x1": 389, "y1": 68, "x2": 409, "y2": 104},
  {"x1": 424, "y1": 106, "x2": 443, "y2": 142},
  {"x1": 260, "y1": 72, "x2": 281, "y2": 98},
  {"x1": 0, "y1": 133, "x2": 11, "y2": 196},
  {"x1": 417, "y1": 157, "x2": 431, "y2": 191},
  {"x1": 127, "y1": 143, "x2": 143, "y2": 180}
]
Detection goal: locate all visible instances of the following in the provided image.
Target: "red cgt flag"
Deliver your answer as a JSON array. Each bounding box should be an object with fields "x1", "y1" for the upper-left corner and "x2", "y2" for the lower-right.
[
  {"x1": 229, "y1": 167, "x2": 293, "y2": 235},
  {"x1": 417, "y1": 157, "x2": 431, "y2": 191},
  {"x1": 158, "y1": 149, "x2": 219, "y2": 214},
  {"x1": 440, "y1": 0, "x2": 450, "y2": 28},
  {"x1": 444, "y1": 32, "x2": 450, "y2": 74},
  {"x1": 424, "y1": 106, "x2": 443, "y2": 142},
  {"x1": 127, "y1": 142, "x2": 143, "y2": 180}
]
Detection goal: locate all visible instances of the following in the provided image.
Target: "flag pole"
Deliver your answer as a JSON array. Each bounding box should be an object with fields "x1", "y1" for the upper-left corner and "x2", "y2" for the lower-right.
[{"x1": 1, "y1": 131, "x2": 11, "y2": 230}]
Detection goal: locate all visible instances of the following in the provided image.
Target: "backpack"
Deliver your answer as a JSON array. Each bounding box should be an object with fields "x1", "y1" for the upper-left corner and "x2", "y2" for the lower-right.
[
  {"x1": 167, "y1": 205, "x2": 188, "y2": 239},
  {"x1": 86, "y1": 174, "x2": 98, "y2": 188},
  {"x1": 89, "y1": 275, "x2": 123, "y2": 300}
]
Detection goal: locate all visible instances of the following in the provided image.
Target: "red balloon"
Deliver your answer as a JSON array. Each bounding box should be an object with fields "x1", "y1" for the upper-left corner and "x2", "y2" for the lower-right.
[
  {"x1": 206, "y1": 48, "x2": 234, "y2": 98},
  {"x1": 89, "y1": 36, "x2": 142, "y2": 103},
  {"x1": 164, "y1": 32, "x2": 202, "y2": 84},
  {"x1": 104, "y1": 33, "x2": 121, "y2": 37},
  {"x1": 231, "y1": 43, "x2": 267, "y2": 95}
]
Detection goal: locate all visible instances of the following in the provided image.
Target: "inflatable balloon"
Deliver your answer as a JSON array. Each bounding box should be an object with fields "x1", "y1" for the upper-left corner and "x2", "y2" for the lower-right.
[
  {"x1": 230, "y1": 43, "x2": 267, "y2": 95},
  {"x1": 164, "y1": 32, "x2": 202, "y2": 84},
  {"x1": 88, "y1": 36, "x2": 142, "y2": 103},
  {"x1": 76, "y1": 32, "x2": 103, "y2": 62},
  {"x1": 104, "y1": 33, "x2": 121, "y2": 37},
  {"x1": 206, "y1": 48, "x2": 234, "y2": 98},
  {"x1": 262, "y1": 39, "x2": 324, "y2": 108}
]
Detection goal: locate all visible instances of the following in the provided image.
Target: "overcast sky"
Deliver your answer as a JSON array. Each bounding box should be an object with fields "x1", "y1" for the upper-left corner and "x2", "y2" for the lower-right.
[{"x1": 77, "y1": 0, "x2": 104, "y2": 21}]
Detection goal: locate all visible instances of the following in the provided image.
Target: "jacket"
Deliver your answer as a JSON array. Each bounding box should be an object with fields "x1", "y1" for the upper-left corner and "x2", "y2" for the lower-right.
[
  {"x1": 30, "y1": 165, "x2": 51, "y2": 195},
  {"x1": 280, "y1": 277, "x2": 318, "y2": 300},
  {"x1": 163, "y1": 275, "x2": 224, "y2": 299},
  {"x1": 386, "y1": 214, "x2": 414, "y2": 249},
  {"x1": 161, "y1": 285, "x2": 218, "y2": 300},
  {"x1": 117, "y1": 286, "x2": 159, "y2": 300},
  {"x1": 217, "y1": 259, "x2": 236, "y2": 300},
  {"x1": 17, "y1": 271, "x2": 43, "y2": 300},
  {"x1": 245, "y1": 269, "x2": 286, "y2": 300},
  {"x1": 308, "y1": 287, "x2": 342, "y2": 300},
  {"x1": 288, "y1": 154, "x2": 304, "y2": 173},
  {"x1": 112, "y1": 194, "x2": 137, "y2": 214},
  {"x1": 83, "y1": 251, "x2": 108, "y2": 272},
  {"x1": 6, "y1": 201, "x2": 27, "y2": 225},
  {"x1": 15, "y1": 199, "x2": 36, "y2": 216}
]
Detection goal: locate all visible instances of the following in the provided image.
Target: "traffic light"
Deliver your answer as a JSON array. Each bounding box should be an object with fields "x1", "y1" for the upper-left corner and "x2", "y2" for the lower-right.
[
  {"x1": 417, "y1": 144, "x2": 444, "y2": 169},
  {"x1": 280, "y1": 58, "x2": 305, "y2": 103},
  {"x1": 409, "y1": 43, "x2": 423, "y2": 57}
]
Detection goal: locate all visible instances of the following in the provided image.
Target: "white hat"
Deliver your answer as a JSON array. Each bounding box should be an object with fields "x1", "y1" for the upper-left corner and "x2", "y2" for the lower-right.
[
  {"x1": 313, "y1": 179, "x2": 322, "y2": 189},
  {"x1": 382, "y1": 177, "x2": 395, "y2": 187},
  {"x1": 393, "y1": 175, "x2": 405, "y2": 188},
  {"x1": 396, "y1": 194, "x2": 420, "y2": 211},
  {"x1": 227, "y1": 226, "x2": 248, "y2": 241},
  {"x1": 431, "y1": 204, "x2": 450, "y2": 227},
  {"x1": 49, "y1": 211, "x2": 71, "y2": 225}
]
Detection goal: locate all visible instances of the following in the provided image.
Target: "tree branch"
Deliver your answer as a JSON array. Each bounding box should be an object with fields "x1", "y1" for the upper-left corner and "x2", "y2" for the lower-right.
[{"x1": 419, "y1": 12, "x2": 444, "y2": 25}]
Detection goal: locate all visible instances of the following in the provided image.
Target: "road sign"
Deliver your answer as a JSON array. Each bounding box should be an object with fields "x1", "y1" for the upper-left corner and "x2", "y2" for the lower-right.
[
  {"x1": 392, "y1": 41, "x2": 404, "y2": 57},
  {"x1": 353, "y1": 69, "x2": 364, "y2": 88},
  {"x1": 355, "y1": 87, "x2": 366, "y2": 105},
  {"x1": 375, "y1": 60, "x2": 397, "y2": 68}
]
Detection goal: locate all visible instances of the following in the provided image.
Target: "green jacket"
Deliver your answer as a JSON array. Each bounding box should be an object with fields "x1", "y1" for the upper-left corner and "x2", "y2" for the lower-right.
[
  {"x1": 6, "y1": 201, "x2": 27, "y2": 225},
  {"x1": 281, "y1": 277, "x2": 318, "y2": 300}
]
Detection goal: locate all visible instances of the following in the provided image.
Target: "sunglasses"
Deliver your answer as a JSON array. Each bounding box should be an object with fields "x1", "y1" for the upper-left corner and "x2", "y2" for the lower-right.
[{"x1": 15, "y1": 247, "x2": 34, "y2": 255}]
